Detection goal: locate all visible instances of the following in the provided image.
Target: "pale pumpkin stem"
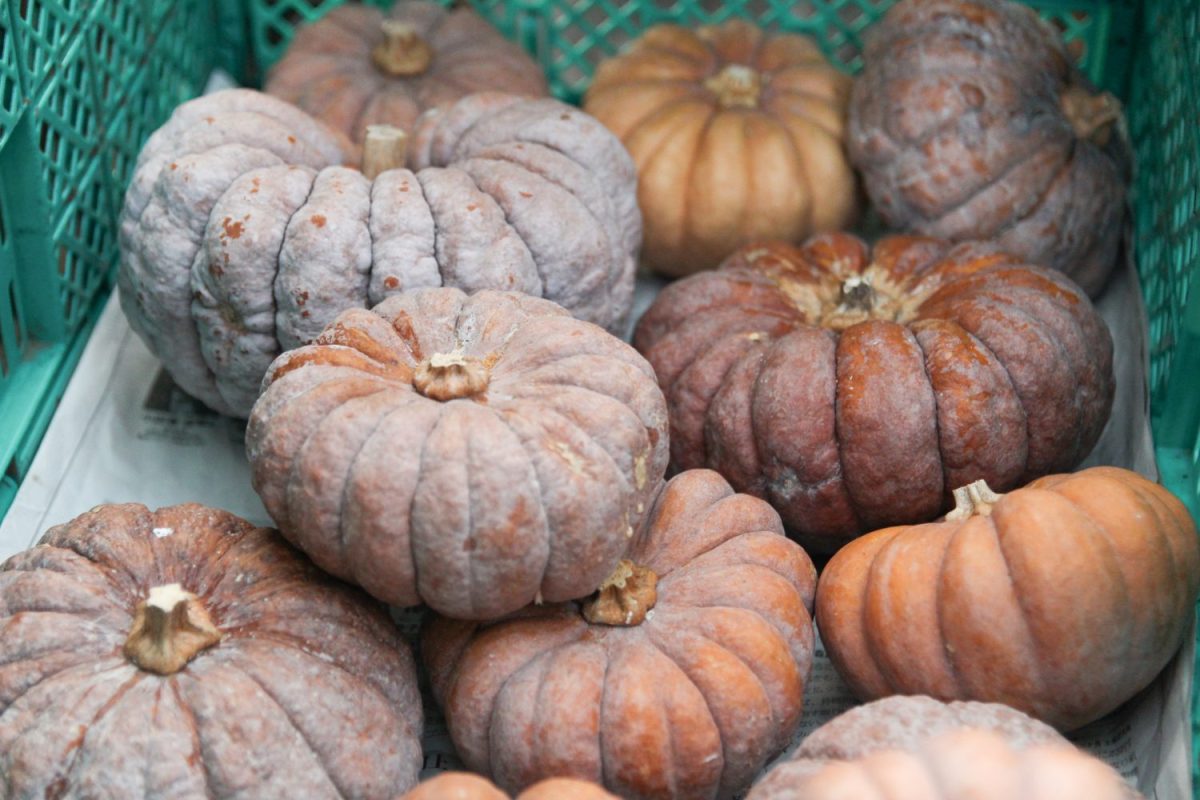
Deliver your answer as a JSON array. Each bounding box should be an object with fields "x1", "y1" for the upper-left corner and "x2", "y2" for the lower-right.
[
  {"x1": 704, "y1": 64, "x2": 762, "y2": 109},
  {"x1": 839, "y1": 275, "x2": 876, "y2": 313},
  {"x1": 581, "y1": 560, "x2": 658, "y2": 626},
  {"x1": 123, "y1": 583, "x2": 222, "y2": 675},
  {"x1": 1060, "y1": 86, "x2": 1122, "y2": 147},
  {"x1": 362, "y1": 125, "x2": 409, "y2": 180},
  {"x1": 372, "y1": 20, "x2": 433, "y2": 77},
  {"x1": 946, "y1": 480, "x2": 1005, "y2": 521},
  {"x1": 412, "y1": 349, "x2": 490, "y2": 401}
]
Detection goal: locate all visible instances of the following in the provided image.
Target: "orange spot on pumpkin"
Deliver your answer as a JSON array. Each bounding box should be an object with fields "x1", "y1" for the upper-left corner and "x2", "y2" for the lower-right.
[
  {"x1": 311, "y1": 214, "x2": 327, "y2": 228},
  {"x1": 383, "y1": 276, "x2": 400, "y2": 290},
  {"x1": 519, "y1": 191, "x2": 533, "y2": 198},
  {"x1": 467, "y1": 204, "x2": 478, "y2": 212},
  {"x1": 169, "y1": 163, "x2": 177, "y2": 171},
  {"x1": 222, "y1": 217, "x2": 244, "y2": 240},
  {"x1": 295, "y1": 290, "x2": 309, "y2": 306},
  {"x1": 287, "y1": 135, "x2": 296, "y2": 144}
]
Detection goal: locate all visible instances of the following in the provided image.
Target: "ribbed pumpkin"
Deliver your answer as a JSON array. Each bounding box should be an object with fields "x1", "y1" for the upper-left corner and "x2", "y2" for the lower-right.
[
  {"x1": 817, "y1": 467, "x2": 1200, "y2": 731},
  {"x1": 246, "y1": 288, "x2": 669, "y2": 621},
  {"x1": 0, "y1": 503, "x2": 423, "y2": 798},
  {"x1": 401, "y1": 773, "x2": 619, "y2": 800},
  {"x1": 584, "y1": 20, "x2": 857, "y2": 276},
  {"x1": 848, "y1": 0, "x2": 1130, "y2": 296},
  {"x1": 422, "y1": 469, "x2": 817, "y2": 800},
  {"x1": 634, "y1": 233, "x2": 1114, "y2": 554},
  {"x1": 266, "y1": 1, "x2": 547, "y2": 147}
]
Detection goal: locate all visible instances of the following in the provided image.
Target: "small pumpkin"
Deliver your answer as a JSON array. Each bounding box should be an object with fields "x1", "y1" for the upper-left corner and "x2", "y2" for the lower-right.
[
  {"x1": 119, "y1": 88, "x2": 641, "y2": 417},
  {"x1": 422, "y1": 469, "x2": 818, "y2": 800},
  {"x1": 266, "y1": 1, "x2": 548, "y2": 147},
  {"x1": 816, "y1": 467, "x2": 1200, "y2": 731},
  {"x1": 750, "y1": 701, "x2": 1135, "y2": 799},
  {"x1": 0, "y1": 503, "x2": 423, "y2": 798},
  {"x1": 633, "y1": 233, "x2": 1114, "y2": 553},
  {"x1": 401, "y1": 773, "x2": 619, "y2": 799},
  {"x1": 848, "y1": 0, "x2": 1130, "y2": 296},
  {"x1": 246, "y1": 288, "x2": 669, "y2": 621},
  {"x1": 584, "y1": 20, "x2": 857, "y2": 276}
]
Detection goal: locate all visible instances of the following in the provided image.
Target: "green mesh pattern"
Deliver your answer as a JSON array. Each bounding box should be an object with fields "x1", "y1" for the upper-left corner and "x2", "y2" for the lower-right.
[{"x1": 0, "y1": 3, "x2": 25, "y2": 151}]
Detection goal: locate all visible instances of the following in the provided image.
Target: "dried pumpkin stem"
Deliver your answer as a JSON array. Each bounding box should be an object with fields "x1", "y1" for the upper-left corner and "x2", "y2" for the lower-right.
[
  {"x1": 362, "y1": 124, "x2": 409, "y2": 180},
  {"x1": 581, "y1": 560, "x2": 658, "y2": 626},
  {"x1": 413, "y1": 349, "x2": 490, "y2": 401},
  {"x1": 839, "y1": 275, "x2": 876, "y2": 312},
  {"x1": 946, "y1": 480, "x2": 1005, "y2": 521},
  {"x1": 372, "y1": 20, "x2": 433, "y2": 77},
  {"x1": 123, "y1": 583, "x2": 221, "y2": 675},
  {"x1": 1061, "y1": 86, "x2": 1122, "y2": 147},
  {"x1": 705, "y1": 64, "x2": 762, "y2": 109}
]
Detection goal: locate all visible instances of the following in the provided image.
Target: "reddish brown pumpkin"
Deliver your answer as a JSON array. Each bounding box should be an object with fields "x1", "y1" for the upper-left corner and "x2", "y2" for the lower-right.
[
  {"x1": 848, "y1": 0, "x2": 1130, "y2": 296},
  {"x1": 401, "y1": 773, "x2": 619, "y2": 799},
  {"x1": 0, "y1": 503, "x2": 423, "y2": 798},
  {"x1": 633, "y1": 233, "x2": 1114, "y2": 553},
  {"x1": 266, "y1": 1, "x2": 547, "y2": 147},
  {"x1": 817, "y1": 467, "x2": 1200, "y2": 731},
  {"x1": 423, "y1": 469, "x2": 817, "y2": 800}
]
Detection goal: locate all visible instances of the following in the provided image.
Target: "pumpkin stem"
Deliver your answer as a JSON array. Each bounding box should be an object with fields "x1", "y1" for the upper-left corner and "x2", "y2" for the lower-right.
[
  {"x1": 123, "y1": 583, "x2": 221, "y2": 675},
  {"x1": 705, "y1": 64, "x2": 762, "y2": 109},
  {"x1": 362, "y1": 124, "x2": 409, "y2": 179},
  {"x1": 839, "y1": 275, "x2": 876, "y2": 312},
  {"x1": 372, "y1": 20, "x2": 433, "y2": 77},
  {"x1": 413, "y1": 349, "x2": 490, "y2": 401},
  {"x1": 1060, "y1": 86, "x2": 1122, "y2": 147},
  {"x1": 946, "y1": 479, "x2": 1004, "y2": 521},
  {"x1": 581, "y1": 560, "x2": 658, "y2": 626}
]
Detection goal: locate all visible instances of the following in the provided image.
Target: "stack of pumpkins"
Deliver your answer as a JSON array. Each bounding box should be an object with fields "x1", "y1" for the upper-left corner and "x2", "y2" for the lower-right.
[{"x1": 1, "y1": 0, "x2": 1195, "y2": 798}]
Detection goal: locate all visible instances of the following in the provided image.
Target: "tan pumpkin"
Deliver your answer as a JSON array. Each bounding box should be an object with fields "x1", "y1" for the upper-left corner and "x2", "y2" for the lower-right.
[
  {"x1": 0, "y1": 503, "x2": 423, "y2": 798},
  {"x1": 633, "y1": 233, "x2": 1114, "y2": 554},
  {"x1": 119, "y1": 88, "x2": 641, "y2": 417},
  {"x1": 422, "y1": 469, "x2": 818, "y2": 800},
  {"x1": 266, "y1": 1, "x2": 548, "y2": 148},
  {"x1": 246, "y1": 288, "x2": 669, "y2": 620},
  {"x1": 848, "y1": 0, "x2": 1130, "y2": 296},
  {"x1": 817, "y1": 467, "x2": 1200, "y2": 731},
  {"x1": 401, "y1": 773, "x2": 619, "y2": 799},
  {"x1": 584, "y1": 20, "x2": 857, "y2": 276},
  {"x1": 749, "y1": 698, "x2": 1137, "y2": 799}
]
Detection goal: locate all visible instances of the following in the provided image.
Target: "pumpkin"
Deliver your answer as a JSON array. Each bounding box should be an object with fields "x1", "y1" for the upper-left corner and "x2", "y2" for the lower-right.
[
  {"x1": 583, "y1": 20, "x2": 857, "y2": 276},
  {"x1": 119, "y1": 88, "x2": 641, "y2": 417},
  {"x1": 749, "y1": 696, "x2": 1138, "y2": 799},
  {"x1": 422, "y1": 469, "x2": 818, "y2": 800},
  {"x1": 816, "y1": 467, "x2": 1200, "y2": 731},
  {"x1": 0, "y1": 503, "x2": 423, "y2": 798},
  {"x1": 633, "y1": 233, "x2": 1114, "y2": 554},
  {"x1": 848, "y1": 0, "x2": 1130, "y2": 297},
  {"x1": 245, "y1": 287, "x2": 669, "y2": 621},
  {"x1": 401, "y1": 773, "x2": 619, "y2": 799},
  {"x1": 266, "y1": 1, "x2": 548, "y2": 147}
]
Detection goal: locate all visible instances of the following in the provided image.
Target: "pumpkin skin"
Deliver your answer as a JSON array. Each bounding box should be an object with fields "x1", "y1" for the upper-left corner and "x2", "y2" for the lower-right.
[
  {"x1": 119, "y1": 88, "x2": 641, "y2": 417},
  {"x1": 401, "y1": 773, "x2": 619, "y2": 799},
  {"x1": 816, "y1": 467, "x2": 1200, "y2": 731},
  {"x1": 246, "y1": 288, "x2": 669, "y2": 621},
  {"x1": 848, "y1": 0, "x2": 1130, "y2": 297},
  {"x1": 0, "y1": 503, "x2": 423, "y2": 799},
  {"x1": 422, "y1": 469, "x2": 818, "y2": 800},
  {"x1": 584, "y1": 20, "x2": 857, "y2": 276},
  {"x1": 633, "y1": 233, "x2": 1114, "y2": 554},
  {"x1": 266, "y1": 1, "x2": 548, "y2": 147}
]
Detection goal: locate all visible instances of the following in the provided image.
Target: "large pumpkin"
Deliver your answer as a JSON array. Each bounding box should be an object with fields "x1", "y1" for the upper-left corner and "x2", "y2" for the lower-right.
[
  {"x1": 246, "y1": 288, "x2": 669, "y2": 620},
  {"x1": 633, "y1": 233, "x2": 1114, "y2": 553},
  {"x1": 401, "y1": 773, "x2": 619, "y2": 799},
  {"x1": 584, "y1": 20, "x2": 857, "y2": 276},
  {"x1": 0, "y1": 503, "x2": 423, "y2": 798},
  {"x1": 266, "y1": 1, "x2": 548, "y2": 146},
  {"x1": 848, "y1": 0, "x2": 1130, "y2": 296},
  {"x1": 816, "y1": 467, "x2": 1200, "y2": 731},
  {"x1": 422, "y1": 469, "x2": 817, "y2": 799},
  {"x1": 750, "y1": 702, "x2": 1135, "y2": 799},
  {"x1": 119, "y1": 88, "x2": 641, "y2": 417}
]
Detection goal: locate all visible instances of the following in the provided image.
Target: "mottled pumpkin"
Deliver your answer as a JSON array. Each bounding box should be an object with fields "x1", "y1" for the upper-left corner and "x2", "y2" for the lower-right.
[
  {"x1": 633, "y1": 233, "x2": 1114, "y2": 553},
  {"x1": 119, "y1": 88, "x2": 641, "y2": 417},
  {"x1": 266, "y1": 1, "x2": 547, "y2": 146},
  {"x1": 848, "y1": 0, "x2": 1130, "y2": 296},
  {"x1": 752, "y1": 723, "x2": 1134, "y2": 799},
  {"x1": 817, "y1": 467, "x2": 1200, "y2": 731},
  {"x1": 401, "y1": 773, "x2": 619, "y2": 800},
  {"x1": 584, "y1": 20, "x2": 857, "y2": 276},
  {"x1": 246, "y1": 288, "x2": 669, "y2": 621},
  {"x1": 0, "y1": 503, "x2": 423, "y2": 798},
  {"x1": 423, "y1": 469, "x2": 817, "y2": 800}
]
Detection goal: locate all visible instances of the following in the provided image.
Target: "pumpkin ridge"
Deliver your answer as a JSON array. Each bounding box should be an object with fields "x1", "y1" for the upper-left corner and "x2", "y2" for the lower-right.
[
  {"x1": 910, "y1": 325, "x2": 950, "y2": 506},
  {"x1": 761, "y1": 92, "x2": 844, "y2": 142},
  {"x1": 670, "y1": 332, "x2": 763, "y2": 467},
  {"x1": 56, "y1": 668, "x2": 146, "y2": 790},
  {"x1": 43, "y1": 506, "x2": 156, "y2": 597},
  {"x1": 262, "y1": 167, "x2": 319, "y2": 374},
  {"x1": 672, "y1": 105, "x2": 722, "y2": 265},
  {"x1": 165, "y1": 678, "x2": 209, "y2": 797},
  {"x1": 932, "y1": 521, "x2": 971, "y2": 697}
]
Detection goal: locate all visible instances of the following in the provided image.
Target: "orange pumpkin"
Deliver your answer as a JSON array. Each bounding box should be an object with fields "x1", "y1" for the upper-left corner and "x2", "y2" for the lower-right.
[
  {"x1": 401, "y1": 773, "x2": 618, "y2": 799},
  {"x1": 816, "y1": 467, "x2": 1200, "y2": 730},
  {"x1": 584, "y1": 21, "x2": 857, "y2": 276}
]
